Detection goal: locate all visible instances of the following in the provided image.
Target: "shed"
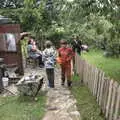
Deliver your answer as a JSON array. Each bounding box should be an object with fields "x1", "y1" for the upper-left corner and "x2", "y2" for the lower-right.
[{"x1": 0, "y1": 15, "x2": 24, "y2": 75}]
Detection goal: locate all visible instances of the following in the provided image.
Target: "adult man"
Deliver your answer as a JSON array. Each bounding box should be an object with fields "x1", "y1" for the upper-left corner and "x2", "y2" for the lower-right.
[
  {"x1": 71, "y1": 35, "x2": 82, "y2": 55},
  {"x1": 71, "y1": 35, "x2": 82, "y2": 73}
]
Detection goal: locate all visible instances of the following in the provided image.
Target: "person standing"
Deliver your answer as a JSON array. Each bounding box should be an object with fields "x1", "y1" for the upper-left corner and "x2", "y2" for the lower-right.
[
  {"x1": 71, "y1": 35, "x2": 82, "y2": 72},
  {"x1": 58, "y1": 40, "x2": 74, "y2": 87},
  {"x1": 71, "y1": 35, "x2": 82, "y2": 55},
  {"x1": 43, "y1": 41, "x2": 56, "y2": 88}
]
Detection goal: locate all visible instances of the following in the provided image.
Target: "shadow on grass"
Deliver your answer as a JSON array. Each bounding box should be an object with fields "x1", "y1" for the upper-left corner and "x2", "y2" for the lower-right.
[{"x1": 17, "y1": 91, "x2": 47, "y2": 103}]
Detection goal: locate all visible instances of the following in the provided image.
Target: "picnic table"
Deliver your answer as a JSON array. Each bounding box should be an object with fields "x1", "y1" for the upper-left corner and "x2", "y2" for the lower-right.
[{"x1": 16, "y1": 74, "x2": 44, "y2": 97}]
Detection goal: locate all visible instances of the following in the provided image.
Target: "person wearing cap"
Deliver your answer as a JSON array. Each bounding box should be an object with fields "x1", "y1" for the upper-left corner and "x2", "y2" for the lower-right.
[
  {"x1": 42, "y1": 41, "x2": 56, "y2": 88},
  {"x1": 58, "y1": 39, "x2": 74, "y2": 87}
]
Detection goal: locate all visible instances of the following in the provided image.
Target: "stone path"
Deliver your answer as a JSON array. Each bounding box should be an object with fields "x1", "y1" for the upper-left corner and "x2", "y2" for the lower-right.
[
  {"x1": 42, "y1": 68, "x2": 81, "y2": 120},
  {"x1": 24, "y1": 67, "x2": 81, "y2": 120}
]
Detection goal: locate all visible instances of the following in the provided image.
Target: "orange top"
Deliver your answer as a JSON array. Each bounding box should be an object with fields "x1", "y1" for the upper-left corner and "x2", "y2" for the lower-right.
[{"x1": 58, "y1": 47, "x2": 74, "y2": 64}]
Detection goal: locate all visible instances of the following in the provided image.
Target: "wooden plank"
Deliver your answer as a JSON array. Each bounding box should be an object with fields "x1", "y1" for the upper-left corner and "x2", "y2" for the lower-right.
[
  {"x1": 97, "y1": 71, "x2": 102, "y2": 104},
  {"x1": 84, "y1": 62, "x2": 87, "y2": 85},
  {"x1": 113, "y1": 85, "x2": 120, "y2": 120},
  {"x1": 76, "y1": 54, "x2": 78, "y2": 74},
  {"x1": 109, "y1": 81, "x2": 119, "y2": 120},
  {"x1": 87, "y1": 64, "x2": 90, "y2": 89},
  {"x1": 105, "y1": 80, "x2": 114, "y2": 119},
  {"x1": 99, "y1": 72, "x2": 105, "y2": 106},
  {"x1": 94, "y1": 68, "x2": 99, "y2": 97},
  {"x1": 97, "y1": 70, "x2": 101, "y2": 103},
  {"x1": 86, "y1": 62, "x2": 89, "y2": 85},
  {"x1": 90, "y1": 65, "x2": 94, "y2": 94},
  {"x1": 102, "y1": 78, "x2": 109, "y2": 113},
  {"x1": 75, "y1": 54, "x2": 78, "y2": 74},
  {"x1": 92, "y1": 66, "x2": 95, "y2": 95},
  {"x1": 88, "y1": 64, "x2": 91, "y2": 89},
  {"x1": 91, "y1": 66, "x2": 95, "y2": 95},
  {"x1": 93, "y1": 67, "x2": 96, "y2": 96},
  {"x1": 81, "y1": 60, "x2": 84, "y2": 83},
  {"x1": 78, "y1": 57, "x2": 80, "y2": 76},
  {"x1": 86, "y1": 62, "x2": 88, "y2": 85},
  {"x1": 82, "y1": 61, "x2": 85, "y2": 83},
  {"x1": 93, "y1": 67, "x2": 97, "y2": 96}
]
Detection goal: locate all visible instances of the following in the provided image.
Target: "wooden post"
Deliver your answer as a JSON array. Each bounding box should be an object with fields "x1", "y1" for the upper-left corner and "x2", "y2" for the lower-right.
[
  {"x1": 17, "y1": 39, "x2": 24, "y2": 75},
  {"x1": 113, "y1": 85, "x2": 120, "y2": 120},
  {"x1": 0, "y1": 67, "x2": 3, "y2": 93},
  {"x1": 105, "y1": 80, "x2": 114, "y2": 119}
]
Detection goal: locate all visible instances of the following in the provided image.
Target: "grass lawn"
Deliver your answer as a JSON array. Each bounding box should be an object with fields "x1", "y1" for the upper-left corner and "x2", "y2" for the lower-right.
[
  {"x1": 0, "y1": 94, "x2": 46, "y2": 120},
  {"x1": 82, "y1": 50, "x2": 120, "y2": 82},
  {"x1": 71, "y1": 75, "x2": 104, "y2": 120}
]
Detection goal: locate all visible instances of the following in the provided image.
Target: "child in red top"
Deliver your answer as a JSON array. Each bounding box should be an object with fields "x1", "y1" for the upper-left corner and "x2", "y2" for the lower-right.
[{"x1": 58, "y1": 40, "x2": 74, "y2": 87}]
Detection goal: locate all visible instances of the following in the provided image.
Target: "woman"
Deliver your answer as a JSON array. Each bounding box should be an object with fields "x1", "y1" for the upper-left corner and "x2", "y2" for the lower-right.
[
  {"x1": 58, "y1": 40, "x2": 74, "y2": 87},
  {"x1": 27, "y1": 38, "x2": 43, "y2": 67}
]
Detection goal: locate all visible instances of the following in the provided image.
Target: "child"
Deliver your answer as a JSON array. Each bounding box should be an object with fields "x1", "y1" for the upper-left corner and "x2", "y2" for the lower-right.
[
  {"x1": 58, "y1": 39, "x2": 74, "y2": 87},
  {"x1": 43, "y1": 41, "x2": 56, "y2": 88}
]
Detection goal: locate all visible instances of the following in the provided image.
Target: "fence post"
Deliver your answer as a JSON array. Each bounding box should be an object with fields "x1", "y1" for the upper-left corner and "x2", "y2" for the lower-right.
[
  {"x1": 109, "y1": 81, "x2": 119, "y2": 120},
  {"x1": 113, "y1": 85, "x2": 120, "y2": 120},
  {"x1": 105, "y1": 80, "x2": 114, "y2": 119}
]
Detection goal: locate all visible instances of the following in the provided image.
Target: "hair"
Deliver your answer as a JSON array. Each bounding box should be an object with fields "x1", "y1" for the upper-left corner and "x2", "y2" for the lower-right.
[
  {"x1": 60, "y1": 39, "x2": 67, "y2": 44},
  {"x1": 28, "y1": 39, "x2": 32, "y2": 44},
  {"x1": 72, "y1": 35, "x2": 79, "y2": 40},
  {"x1": 45, "y1": 41, "x2": 52, "y2": 48}
]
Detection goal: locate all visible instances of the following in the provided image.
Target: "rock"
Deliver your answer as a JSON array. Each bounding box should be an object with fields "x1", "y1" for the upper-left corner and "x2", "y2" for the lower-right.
[
  {"x1": 69, "y1": 111, "x2": 81, "y2": 120},
  {"x1": 16, "y1": 74, "x2": 44, "y2": 96}
]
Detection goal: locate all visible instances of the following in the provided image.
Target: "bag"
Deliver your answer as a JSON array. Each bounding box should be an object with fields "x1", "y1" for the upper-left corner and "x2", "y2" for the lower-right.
[{"x1": 56, "y1": 57, "x2": 62, "y2": 64}]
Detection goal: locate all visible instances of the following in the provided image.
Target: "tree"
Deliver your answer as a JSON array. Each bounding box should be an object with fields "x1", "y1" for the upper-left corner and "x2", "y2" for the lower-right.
[{"x1": 0, "y1": 0, "x2": 24, "y2": 8}]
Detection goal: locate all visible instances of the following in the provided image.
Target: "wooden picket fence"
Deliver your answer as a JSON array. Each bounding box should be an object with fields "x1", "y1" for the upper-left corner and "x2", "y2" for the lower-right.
[{"x1": 75, "y1": 54, "x2": 120, "y2": 120}]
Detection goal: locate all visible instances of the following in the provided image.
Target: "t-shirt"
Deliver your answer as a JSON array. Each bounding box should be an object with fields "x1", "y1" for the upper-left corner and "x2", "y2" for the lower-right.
[
  {"x1": 27, "y1": 44, "x2": 40, "y2": 58},
  {"x1": 42, "y1": 47, "x2": 56, "y2": 68},
  {"x1": 58, "y1": 47, "x2": 74, "y2": 64}
]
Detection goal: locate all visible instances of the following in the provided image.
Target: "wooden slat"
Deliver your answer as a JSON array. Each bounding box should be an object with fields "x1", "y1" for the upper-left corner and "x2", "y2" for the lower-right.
[
  {"x1": 113, "y1": 85, "x2": 120, "y2": 120},
  {"x1": 105, "y1": 80, "x2": 114, "y2": 119},
  {"x1": 97, "y1": 71, "x2": 102, "y2": 104},
  {"x1": 97, "y1": 70, "x2": 101, "y2": 103},
  {"x1": 90, "y1": 65, "x2": 93, "y2": 93},
  {"x1": 109, "y1": 81, "x2": 118, "y2": 120},
  {"x1": 99, "y1": 72, "x2": 105, "y2": 106},
  {"x1": 87, "y1": 64, "x2": 90, "y2": 88},
  {"x1": 81, "y1": 60, "x2": 84, "y2": 82},
  {"x1": 92, "y1": 66, "x2": 95, "y2": 95},
  {"x1": 102, "y1": 78, "x2": 109, "y2": 113},
  {"x1": 84, "y1": 62, "x2": 87, "y2": 85},
  {"x1": 91, "y1": 66, "x2": 95, "y2": 94},
  {"x1": 94, "y1": 68, "x2": 99, "y2": 97}
]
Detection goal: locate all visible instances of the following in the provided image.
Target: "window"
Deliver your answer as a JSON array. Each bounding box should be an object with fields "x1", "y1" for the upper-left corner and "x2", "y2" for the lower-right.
[{"x1": 0, "y1": 33, "x2": 17, "y2": 52}]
